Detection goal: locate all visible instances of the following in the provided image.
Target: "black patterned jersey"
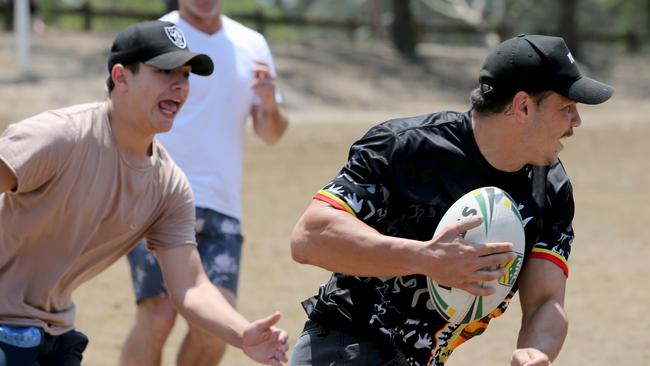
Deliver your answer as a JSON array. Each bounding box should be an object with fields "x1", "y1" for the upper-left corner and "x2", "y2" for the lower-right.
[{"x1": 303, "y1": 111, "x2": 574, "y2": 366}]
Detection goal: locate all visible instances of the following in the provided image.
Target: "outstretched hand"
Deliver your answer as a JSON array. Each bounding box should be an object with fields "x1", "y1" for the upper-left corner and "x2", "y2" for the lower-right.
[
  {"x1": 242, "y1": 311, "x2": 289, "y2": 365},
  {"x1": 423, "y1": 215, "x2": 514, "y2": 296}
]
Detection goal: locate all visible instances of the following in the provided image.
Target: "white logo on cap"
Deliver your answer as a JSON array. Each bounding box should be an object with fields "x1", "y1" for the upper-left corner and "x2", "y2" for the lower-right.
[
  {"x1": 164, "y1": 25, "x2": 187, "y2": 49},
  {"x1": 567, "y1": 52, "x2": 575, "y2": 64}
]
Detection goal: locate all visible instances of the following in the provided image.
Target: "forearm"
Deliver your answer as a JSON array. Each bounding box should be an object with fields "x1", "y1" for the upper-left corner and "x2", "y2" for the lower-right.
[
  {"x1": 171, "y1": 278, "x2": 249, "y2": 348},
  {"x1": 291, "y1": 202, "x2": 423, "y2": 276},
  {"x1": 517, "y1": 297, "x2": 568, "y2": 361},
  {"x1": 252, "y1": 104, "x2": 288, "y2": 144}
]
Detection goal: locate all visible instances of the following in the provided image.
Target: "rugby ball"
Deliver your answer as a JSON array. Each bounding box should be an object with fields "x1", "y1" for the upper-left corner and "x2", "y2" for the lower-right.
[{"x1": 427, "y1": 186, "x2": 525, "y2": 324}]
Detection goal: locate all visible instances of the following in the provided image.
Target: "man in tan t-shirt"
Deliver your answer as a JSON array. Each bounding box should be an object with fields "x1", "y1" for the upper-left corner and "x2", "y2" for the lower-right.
[{"x1": 0, "y1": 20, "x2": 288, "y2": 366}]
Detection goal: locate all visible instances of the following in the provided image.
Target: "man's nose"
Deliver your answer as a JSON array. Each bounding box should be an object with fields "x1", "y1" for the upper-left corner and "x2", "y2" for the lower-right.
[{"x1": 572, "y1": 109, "x2": 582, "y2": 128}]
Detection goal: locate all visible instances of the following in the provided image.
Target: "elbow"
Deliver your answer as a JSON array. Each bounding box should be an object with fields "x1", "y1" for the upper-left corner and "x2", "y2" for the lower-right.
[
  {"x1": 263, "y1": 123, "x2": 288, "y2": 145},
  {"x1": 255, "y1": 115, "x2": 288, "y2": 145},
  {"x1": 291, "y1": 228, "x2": 308, "y2": 264},
  {"x1": 291, "y1": 200, "x2": 333, "y2": 266},
  {"x1": 290, "y1": 224, "x2": 314, "y2": 265}
]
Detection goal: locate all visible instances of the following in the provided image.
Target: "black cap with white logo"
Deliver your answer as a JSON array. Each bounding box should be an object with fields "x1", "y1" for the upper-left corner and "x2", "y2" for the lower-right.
[
  {"x1": 479, "y1": 34, "x2": 613, "y2": 104},
  {"x1": 108, "y1": 20, "x2": 213, "y2": 76}
]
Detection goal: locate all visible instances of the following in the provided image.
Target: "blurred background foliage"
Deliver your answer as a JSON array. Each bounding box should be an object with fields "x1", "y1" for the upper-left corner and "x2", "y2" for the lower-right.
[{"x1": 3, "y1": 0, "x2": 649, "y2": 58}]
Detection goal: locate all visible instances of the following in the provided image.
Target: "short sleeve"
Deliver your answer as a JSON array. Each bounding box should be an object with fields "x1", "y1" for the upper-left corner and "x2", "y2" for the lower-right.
[
  {"x1": 314, "y1": 125, "x2": 396, "y2": 227},
  {"x1": 0, "y1": 113, "x2": 75, "y2": 193},
  {"x1": 252, "y1": 34, "x2": 283, "y2": 105},
  {"x1": 530, "y1": 162, "x2": 575, "y2": 277},
  {"x1": 145, "y1": 171, "x2": 197, "y2": 250}
]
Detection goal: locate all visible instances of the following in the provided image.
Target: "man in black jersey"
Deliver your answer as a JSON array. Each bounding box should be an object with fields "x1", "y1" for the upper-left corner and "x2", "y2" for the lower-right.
[{"x1": 289, "y1": 35, "x2": 613, "y2": 366}]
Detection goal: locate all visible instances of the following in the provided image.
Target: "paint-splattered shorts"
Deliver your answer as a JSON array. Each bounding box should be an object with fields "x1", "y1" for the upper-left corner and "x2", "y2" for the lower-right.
[{"x1": 126, "y1": 207, "x2": 243, "y2": 302}]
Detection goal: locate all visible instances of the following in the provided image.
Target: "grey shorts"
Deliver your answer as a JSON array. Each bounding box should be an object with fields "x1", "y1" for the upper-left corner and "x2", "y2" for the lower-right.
[
  {"x1": 126, "y1": 207, "x2": 243, "y2": 302},
  {"x1": 290, "y1": 320, "x2": 408, "y2": 366}
]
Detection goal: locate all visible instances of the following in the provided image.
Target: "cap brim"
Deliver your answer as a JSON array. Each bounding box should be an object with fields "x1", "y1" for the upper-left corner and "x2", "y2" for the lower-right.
[
  {"x1": 562, "y1": 76, "x2": 614, "y2": 105},
  {"x1": 144, "y1": 50, "x2": 214, "y2": 76}
]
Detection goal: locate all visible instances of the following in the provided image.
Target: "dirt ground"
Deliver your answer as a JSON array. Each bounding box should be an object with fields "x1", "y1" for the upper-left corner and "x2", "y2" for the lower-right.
[{"x1": 1, "y1": 29, "x2": 649, "y2": 366}]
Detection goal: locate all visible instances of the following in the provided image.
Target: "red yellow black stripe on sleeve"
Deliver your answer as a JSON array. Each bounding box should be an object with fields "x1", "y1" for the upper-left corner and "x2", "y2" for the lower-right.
[
  {"x1": 530, "y1": 247, "x2": 569, "y2": 277},
  {"x1": 313, "y1": 190, "x2": 357, "y2": 216}
]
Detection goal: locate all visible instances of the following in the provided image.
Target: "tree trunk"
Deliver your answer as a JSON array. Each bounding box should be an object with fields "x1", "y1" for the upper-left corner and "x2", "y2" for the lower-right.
[
  {"x1": 4, "y1": 0, "x2": 13, "y2": 31},
  {"x1": 647, "y1": 0, "x2": 650, "y2": 42},
  {"x1": 556, "y1": 0, "x2": 581, "y2": 58},
  {"x1": 368, "y1": 0, "x2": 386, "y2": 40},
  {"x1": 391, "y1": 0, "x2": 417, "y2": 59}
]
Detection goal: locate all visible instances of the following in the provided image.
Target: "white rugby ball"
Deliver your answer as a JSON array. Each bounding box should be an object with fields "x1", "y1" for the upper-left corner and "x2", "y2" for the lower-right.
[{"x1": 427, "y1": 186, "x2": 525, "y2": 324}]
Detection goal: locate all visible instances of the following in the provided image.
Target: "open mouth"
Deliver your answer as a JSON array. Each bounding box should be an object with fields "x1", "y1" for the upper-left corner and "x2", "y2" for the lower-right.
[{"x1": 158, "y1": 99, "x2": 181, "y2": 117}]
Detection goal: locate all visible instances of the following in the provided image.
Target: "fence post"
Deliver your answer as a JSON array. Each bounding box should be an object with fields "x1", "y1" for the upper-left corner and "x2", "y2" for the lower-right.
[
  {"x1": 3, "y1": 0, "x2": 13, "y2": 31},
  {"x1": 253, "y1": 9, "x2": 265, "y2": 35},
  {"x1": 82, "y1": 1, "x2": 92, "y2": 31},
  {"x1": 346, "y1": 19, "x2": 356, "y2": 42},
  {"x1": 625, "y1": 31, "x2": 640, "y2": 53}
]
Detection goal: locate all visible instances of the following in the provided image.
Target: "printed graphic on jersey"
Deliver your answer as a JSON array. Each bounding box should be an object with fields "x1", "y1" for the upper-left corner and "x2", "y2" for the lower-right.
[{"x1": 303, "y1": 115, "x2": 575, "y2": 366}]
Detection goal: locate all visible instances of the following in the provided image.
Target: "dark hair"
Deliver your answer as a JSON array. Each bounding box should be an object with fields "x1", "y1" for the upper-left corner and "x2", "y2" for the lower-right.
[
  {"x1": 106, "y1": 62, "x2": 140, "y2": 93},
  {"x1": 470, "y1": 88, "x2": 551, "y2": 115}
]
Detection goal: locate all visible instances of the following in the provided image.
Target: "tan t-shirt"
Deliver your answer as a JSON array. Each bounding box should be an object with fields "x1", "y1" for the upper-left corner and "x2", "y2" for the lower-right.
[{"x1": 0, "y1": 102, "x2": 196, "y2": 335}]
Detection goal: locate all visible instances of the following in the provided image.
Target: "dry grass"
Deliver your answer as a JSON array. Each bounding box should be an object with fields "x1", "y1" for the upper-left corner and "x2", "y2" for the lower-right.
[{"x1": 1, "y1": 29, "x2": 649, "y2": 365}]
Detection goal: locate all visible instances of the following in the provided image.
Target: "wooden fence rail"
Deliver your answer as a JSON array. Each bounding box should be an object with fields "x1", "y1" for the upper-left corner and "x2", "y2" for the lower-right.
[
  {"x1": 0, "y1": 1, "x2": 644, "y2": 52},
  {"x1": 0, "y1": 2, "x2": 479, "y2": 40},
  {"x1": 0, "y1": 1, "x2": 368, "y2": 38}
]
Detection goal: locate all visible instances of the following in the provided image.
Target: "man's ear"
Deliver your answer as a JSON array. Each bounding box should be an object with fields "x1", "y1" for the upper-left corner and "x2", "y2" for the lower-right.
[
  {"x1": 111, "y1": 64, "x2": 129, "y2": 91},
  {"x1": 511, "y1": 91, "x2": 530, "y2": 118}
]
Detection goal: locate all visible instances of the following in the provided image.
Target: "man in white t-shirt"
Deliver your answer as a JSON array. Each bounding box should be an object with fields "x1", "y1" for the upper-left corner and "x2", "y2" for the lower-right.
[
  {"x1": 121, "y1": 1, "x2": 288, "y2": 365},
  {"x1": 0, "y1": 20, "x2": 288, "y2": 366}
]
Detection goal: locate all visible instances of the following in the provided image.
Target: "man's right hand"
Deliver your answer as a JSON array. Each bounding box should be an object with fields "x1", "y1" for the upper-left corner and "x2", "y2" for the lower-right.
[{"x1": 417, "y1": 215, "x2": 515, "y2": 296}]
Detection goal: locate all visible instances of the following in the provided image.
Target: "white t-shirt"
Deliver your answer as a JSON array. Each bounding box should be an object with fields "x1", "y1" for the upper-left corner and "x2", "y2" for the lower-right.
[{"x1": 157, "y1": 12, "x2": 281, "y2": 220}]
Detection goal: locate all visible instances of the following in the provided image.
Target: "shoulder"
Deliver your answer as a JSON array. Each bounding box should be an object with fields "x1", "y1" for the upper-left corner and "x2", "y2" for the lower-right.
[
  {"x1": 344, "y1": 111, "x2": 469, "y2": 171},
  {"x1": 159, "y1": 11, "x2": 180, "y2": 24},
  {"x1": 50, "y1": 101, "x2": 107, "y2": 122},
  {"x1": 365, "y1": 111, "x2": 469, "y2": 150},
  {"x1": 222, "y1": 15, "x2": 268, "y2": 45},
  {"x1": 52, "y1": 102, "x2": 108, "y2": 141},
  {"x1": 5, "y1": 102, "x2": 104, "y2": 144},
  {"x1": 377, "y1": 111, "x2": 467, "y2": 135}
]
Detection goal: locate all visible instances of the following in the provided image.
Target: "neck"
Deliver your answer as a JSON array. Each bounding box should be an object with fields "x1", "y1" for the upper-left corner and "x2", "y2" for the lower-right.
[
  {"x1": 471, "y1": 111, "x2": 526, "y2": 172},
  {"x1": 106, "y1": 99, "x2": 154, "y2": 167},
  {"x1": 180, "y1": 9, "x2": 222, "y2": 34}
]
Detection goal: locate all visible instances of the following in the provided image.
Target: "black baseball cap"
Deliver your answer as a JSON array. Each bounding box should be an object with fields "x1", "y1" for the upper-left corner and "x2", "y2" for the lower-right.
[
  {"x1": 108, "y1": 20, "x2": 213, "y2": 76},
  {"x1": 479, "y1": 34, "x2": 613, "y2": 104}
]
